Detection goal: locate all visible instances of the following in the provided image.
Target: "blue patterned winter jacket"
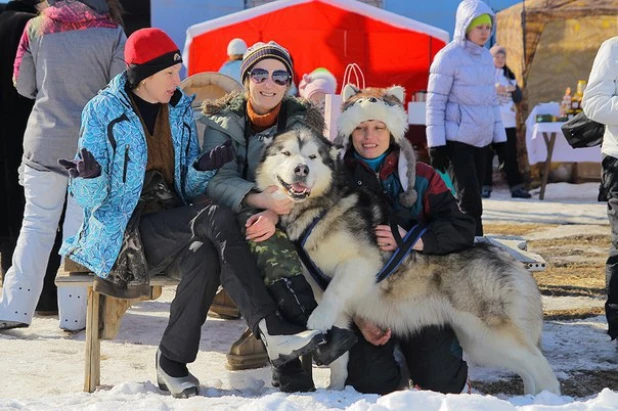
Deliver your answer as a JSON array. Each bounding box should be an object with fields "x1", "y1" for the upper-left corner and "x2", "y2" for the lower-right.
[{"x1": 60, "y1": 72, "x2": 214, "y2": 277}]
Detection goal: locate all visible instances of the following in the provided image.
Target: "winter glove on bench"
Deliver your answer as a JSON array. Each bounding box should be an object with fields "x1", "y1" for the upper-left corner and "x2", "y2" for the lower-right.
[
  {"x1": 429, "y1": 146, "x2": 450, "y2": 173},
  {"x1": 195, "y1": 140, "x2": 234, "y2": 171},
  {"x1": 58, "y1": 148, "x2": 101, "y2": 179}
]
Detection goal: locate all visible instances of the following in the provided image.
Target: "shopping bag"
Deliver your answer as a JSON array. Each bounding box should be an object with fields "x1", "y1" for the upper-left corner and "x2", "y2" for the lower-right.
[{"x1": 323, "y1": 63, "x2": 366, "y2": 141}]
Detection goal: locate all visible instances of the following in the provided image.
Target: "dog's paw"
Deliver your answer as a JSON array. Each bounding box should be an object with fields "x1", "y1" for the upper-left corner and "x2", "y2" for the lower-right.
[{"x1": 307, "y1": 305, "x2": 337, "y2": 333}]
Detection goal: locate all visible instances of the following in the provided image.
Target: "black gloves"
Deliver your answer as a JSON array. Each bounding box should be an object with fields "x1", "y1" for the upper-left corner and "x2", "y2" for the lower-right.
[
  {"x1": 429, "y1": 146, "x2": 450, "y2": 173},
  {"x1": 195, "y1": 140, "x2": 235, "y2": 171},
  {"x1": 58, "y1": 148, "x2": 101, "y2": 179}
]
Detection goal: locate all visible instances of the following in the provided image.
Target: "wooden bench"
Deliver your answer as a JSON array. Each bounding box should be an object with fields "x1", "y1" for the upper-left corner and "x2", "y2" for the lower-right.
[
  {"x1": 55, "y1": 259, "x2": 180, "y2": 393},
  {"x1": 56, "y1": 236, "x2": 543, "y2": 393}
]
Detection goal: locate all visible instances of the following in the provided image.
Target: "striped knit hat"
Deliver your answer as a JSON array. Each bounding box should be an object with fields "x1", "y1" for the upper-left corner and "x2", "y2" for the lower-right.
[{"x1": 240, "y1": 41, "x2": 294, "y2": 83}]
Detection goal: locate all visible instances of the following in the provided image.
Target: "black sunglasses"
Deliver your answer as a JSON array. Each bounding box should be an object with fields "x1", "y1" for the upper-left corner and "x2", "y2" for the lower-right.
[{"x1": 249, "y1": 68, "x2": 291, "y2": 86}]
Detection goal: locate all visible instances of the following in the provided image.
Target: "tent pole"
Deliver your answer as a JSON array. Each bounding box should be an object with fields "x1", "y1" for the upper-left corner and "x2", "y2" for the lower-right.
[{"x1": 521, "y1": 0, "x2": 526, "y2": 87}]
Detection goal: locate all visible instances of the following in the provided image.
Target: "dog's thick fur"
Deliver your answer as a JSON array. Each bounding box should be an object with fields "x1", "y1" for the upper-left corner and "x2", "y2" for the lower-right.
[{"x1": 255, "y1": 126, "x2": 560, "y2": 395}]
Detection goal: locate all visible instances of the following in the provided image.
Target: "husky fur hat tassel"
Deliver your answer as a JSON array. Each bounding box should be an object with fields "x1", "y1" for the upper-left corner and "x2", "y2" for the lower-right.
[{"x1": 336, "y1": 84, "x2": 417, "y2": 207}]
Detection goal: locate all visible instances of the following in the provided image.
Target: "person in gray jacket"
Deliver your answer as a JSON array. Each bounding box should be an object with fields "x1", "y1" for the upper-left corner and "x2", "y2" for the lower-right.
[
  {"x1": 426, "y1": 0, "x2": 506, "y2": 236},
  {"x1": 0, "y1": 0, "x2": 126, "y2": 331},
  {"x1": 201, "y1": 41, "x2": 356, "y2": 392},
  {"x1": 582, "y1": 36, "x2": 618, "y2": 341}
]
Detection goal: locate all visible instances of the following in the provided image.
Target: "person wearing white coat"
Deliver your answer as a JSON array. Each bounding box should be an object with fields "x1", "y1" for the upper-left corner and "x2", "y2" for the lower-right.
[{"x1": 582, "y1": 36, "x2": 618, "y2": 341}]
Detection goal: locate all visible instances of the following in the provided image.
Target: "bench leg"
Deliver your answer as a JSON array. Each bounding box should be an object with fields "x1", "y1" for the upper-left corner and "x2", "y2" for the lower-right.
[
  {"x1": 84, "y1": 286, "x2": 100, "y2": 393},
  {"x1": 301, "y1": 354, "x2": 312, "y2": 379}
]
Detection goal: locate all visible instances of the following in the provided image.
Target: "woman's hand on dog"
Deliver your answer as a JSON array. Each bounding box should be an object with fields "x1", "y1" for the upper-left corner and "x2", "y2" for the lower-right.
[
  {"x1": 245, "y1": 186, "x2": 293, "y2": 215},
  {"x1": 375, "y1": 225, "x2": 424, "y2": 252},
  {"x1": 245, "y1": 210, "x2": 279, "y2": 242},
  {"x1": 354, "y1": 316, "x2": 392, "y2": 346}
]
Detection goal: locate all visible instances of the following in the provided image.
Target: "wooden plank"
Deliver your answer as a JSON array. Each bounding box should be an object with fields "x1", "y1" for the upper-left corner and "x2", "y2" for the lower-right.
[
  {"x1": 84, "y1": 287, "x2": 100, "y2": 393},
  {"x1": 479, "y1": 235, "x2": 547, "y2": 272},
  {"x1": 62, "y1": 257, "x2": 90, "y2": 273},
  {"x1": 55, "y1": 273, "x2": 179, "y2": 287}
]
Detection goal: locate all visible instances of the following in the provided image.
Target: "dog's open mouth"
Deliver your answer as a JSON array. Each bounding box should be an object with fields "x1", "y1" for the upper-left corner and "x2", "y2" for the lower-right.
[{"x1": 277, "y1": 176, "x2": 311, "y2": 200}]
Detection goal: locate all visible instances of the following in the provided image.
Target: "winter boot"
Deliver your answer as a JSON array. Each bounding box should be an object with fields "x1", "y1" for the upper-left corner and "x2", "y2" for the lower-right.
[
  {"x1": 226, "y1": 327, "x2": 269, "y2": 370},
  {"x1": 481, "y1": 186, "x2": 492, "y2": 199},
  {"x1": 208, "y1": 288, "x2": 241, "y2": 319},
  {"x1": 511, "y1": 187, "x2": 532, "y2": 199},
  {"x1": 156, "y1": 349, "x2": 199, "y2": 398},
  {"x1": 268, "y1": 276, "x2": 357, "y2": 365},
  {"x1": 271, "y1": 358, "x2": 315, "y2": 392},
  {"x1": 258, "y1": 312, "x2": 325, "y2": 368}
]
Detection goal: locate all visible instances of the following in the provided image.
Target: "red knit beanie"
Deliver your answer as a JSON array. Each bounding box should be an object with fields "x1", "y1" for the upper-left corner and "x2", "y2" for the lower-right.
[{"x1": 124, "y1": 28, "x2": 182, "y2": 87}]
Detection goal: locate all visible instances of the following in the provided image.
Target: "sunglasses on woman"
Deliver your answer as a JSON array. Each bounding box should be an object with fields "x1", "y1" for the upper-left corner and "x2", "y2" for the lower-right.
[{"x1": 249, "y1": 68, "x2": 291, "y2": 86}]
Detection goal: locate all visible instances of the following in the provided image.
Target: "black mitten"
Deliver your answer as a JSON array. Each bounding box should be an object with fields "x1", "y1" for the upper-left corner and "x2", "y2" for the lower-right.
[
  {"x1": 58, "y1": 148, "x2": 101, "y2": 179},
  {"x1": 429, "y1": 146, "x2": 450, "y2": 173},
  {"x1": 196, "y1": 140, "x2": 234, "y2": 171}
]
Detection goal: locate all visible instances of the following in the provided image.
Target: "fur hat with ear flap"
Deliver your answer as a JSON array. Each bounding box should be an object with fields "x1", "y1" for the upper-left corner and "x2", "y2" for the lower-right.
[{"x1": 335, "y1": 85, "x2": 417, "y2": 207}]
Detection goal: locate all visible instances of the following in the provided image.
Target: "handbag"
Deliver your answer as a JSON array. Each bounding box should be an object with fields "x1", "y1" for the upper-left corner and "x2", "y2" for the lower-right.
[
  {"x1": 324, "y1": 63, "x2": 366, "y2": 141},
  {"x1": 560, "y1": 111, "x2": 605, "y2": 148}
]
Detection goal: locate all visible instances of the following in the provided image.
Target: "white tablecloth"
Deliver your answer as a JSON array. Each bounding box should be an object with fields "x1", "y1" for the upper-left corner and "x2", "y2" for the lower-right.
[{"x1": 525, "y1": 103, "x2": 601, "y2": 165}]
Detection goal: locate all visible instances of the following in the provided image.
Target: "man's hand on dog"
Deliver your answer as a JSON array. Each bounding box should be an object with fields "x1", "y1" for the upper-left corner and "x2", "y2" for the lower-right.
[
  {"x1": 246, "y1": 210, "x2": 279, "y2": 242},
  {"x1": 354, "y1": 316, "x2": 391, "y2": 346},
  {"x1": 375, "y1": 225, "x2": 424, "y2": 252}
]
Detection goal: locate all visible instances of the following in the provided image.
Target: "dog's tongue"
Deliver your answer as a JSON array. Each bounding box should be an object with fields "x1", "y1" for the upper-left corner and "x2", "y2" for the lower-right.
[{"x1": 291, "y1": 182, "x2": 309, "y2": 193}]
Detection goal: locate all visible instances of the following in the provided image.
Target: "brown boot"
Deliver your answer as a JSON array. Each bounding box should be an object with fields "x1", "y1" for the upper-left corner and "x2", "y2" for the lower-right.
[
  {"x1": 208, "y1": 289, "x2": 241, "y2": 319},
  {"x1": 226, "y1": 328, "x2": 269, "y2": 370}
]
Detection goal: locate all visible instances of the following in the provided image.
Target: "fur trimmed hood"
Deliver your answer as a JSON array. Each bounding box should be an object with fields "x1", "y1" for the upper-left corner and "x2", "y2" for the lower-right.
[
  {"x1": 201, "y1": 90, "x2": 325, "y2": 138},
  {"x1": 334, "y1": 85, "x2": 417, "y2": 207}
]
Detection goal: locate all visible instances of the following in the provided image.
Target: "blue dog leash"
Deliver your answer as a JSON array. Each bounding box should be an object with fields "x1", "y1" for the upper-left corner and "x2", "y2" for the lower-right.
[{"x1": 294, "y1": 214, "x2": 427, "y2": 290}]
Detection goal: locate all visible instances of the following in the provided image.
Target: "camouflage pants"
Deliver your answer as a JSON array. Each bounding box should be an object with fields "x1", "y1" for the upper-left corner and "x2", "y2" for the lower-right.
[{"x1": 237, "y1": 210, "x2": 303, "y2": 286}]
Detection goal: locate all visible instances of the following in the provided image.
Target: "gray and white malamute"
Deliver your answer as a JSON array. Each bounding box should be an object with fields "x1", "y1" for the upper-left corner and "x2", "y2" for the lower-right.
[{"x1": 255, "y1": 126, "x2": 560, "y2": 395}]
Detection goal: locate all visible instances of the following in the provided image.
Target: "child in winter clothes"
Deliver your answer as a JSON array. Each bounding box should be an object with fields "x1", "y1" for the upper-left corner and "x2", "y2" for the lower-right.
[
  {"x1": 483, "y1": 44, "x2": 531, "y2": 199},
  {"x1": 218, "y1": 38, "x2": 247, "y2": 84},
  {"x1": 426, "y1": 0, "x2": 506, "y2": 236}
]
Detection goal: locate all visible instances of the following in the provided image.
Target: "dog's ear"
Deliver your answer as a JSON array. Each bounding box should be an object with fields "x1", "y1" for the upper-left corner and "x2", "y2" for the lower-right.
[
  {"x1": 385, "y1": 86, "x2": 405, "y2": 104},
  {"x1": 342, "y1": 84, "x2": 360, "y2": 102},
  {"x1": 330, "y1": 144, "x2": 344, "y2": 162}
]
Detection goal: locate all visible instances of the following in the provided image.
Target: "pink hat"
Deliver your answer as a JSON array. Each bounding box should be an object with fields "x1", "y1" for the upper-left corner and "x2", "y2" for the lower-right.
[{"x1": 298, "y1": 68, "x2": 337, "y2": 99}]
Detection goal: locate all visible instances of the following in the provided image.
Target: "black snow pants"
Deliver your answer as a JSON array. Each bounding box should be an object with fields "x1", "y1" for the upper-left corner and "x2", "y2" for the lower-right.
[
  {"x1": 601, "y1": 155, "x2": 618, "y2": 340},
  {"x1": 346, "y1": 324, "x2": 468, "y2": 395},
  {"x1": 140, "y1": 203, "x2": 280, "y2": 364},
  {"x1": 447, "y1": 141, "x2": 488, "y2": 236}
]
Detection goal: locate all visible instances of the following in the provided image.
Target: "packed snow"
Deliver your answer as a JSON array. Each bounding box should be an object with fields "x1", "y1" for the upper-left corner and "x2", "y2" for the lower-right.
[{"x1": 1, "y1": 182, "x2": 617, "y2": 410}]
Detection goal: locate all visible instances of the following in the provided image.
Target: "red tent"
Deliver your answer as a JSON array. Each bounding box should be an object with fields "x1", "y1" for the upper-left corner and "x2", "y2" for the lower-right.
[{"x1": 183, "y1": 0, "x2": 448, "y2": 103}]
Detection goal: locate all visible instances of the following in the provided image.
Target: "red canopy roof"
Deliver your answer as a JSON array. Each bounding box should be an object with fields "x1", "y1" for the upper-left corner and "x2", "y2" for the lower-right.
[{"x1": 184, "y1": 0, "x2": 448, "y2": 102}]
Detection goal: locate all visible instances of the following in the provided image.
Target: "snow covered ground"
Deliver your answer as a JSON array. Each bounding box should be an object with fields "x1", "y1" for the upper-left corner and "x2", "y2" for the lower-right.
[{"x1": 1, "y1": 183, "x2": 617, "y2": 410}]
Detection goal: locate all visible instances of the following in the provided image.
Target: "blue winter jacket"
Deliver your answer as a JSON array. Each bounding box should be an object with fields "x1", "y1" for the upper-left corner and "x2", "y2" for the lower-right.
[
  {"x1": 425, "y1": 0, "x2": 506, "y2": 148},
  {"x1": 60, "y1": 72, "x2": 215, "y2": 277}
]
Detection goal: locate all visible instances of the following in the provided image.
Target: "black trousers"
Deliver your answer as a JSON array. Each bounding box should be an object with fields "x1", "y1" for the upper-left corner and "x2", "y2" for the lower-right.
[
  {"x1": 447, "y1": 141, "x2": 488, "y2": 236},
  {"x1": 484, "y1": 127, "x2": 524, "y2": 189},
  {"x1": 602, "y1": 155, "x2": 618, "y2": 340},
  {"x1": 345, "y1": 324, "x2": 468, "y2": 395},
  {"x1": 140, "y1": 203, "x2": 278, "y2": 364}
]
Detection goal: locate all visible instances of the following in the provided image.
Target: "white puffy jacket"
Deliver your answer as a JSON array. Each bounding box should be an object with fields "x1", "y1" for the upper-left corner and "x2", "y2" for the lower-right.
[
  {"x1": 425, "y1": 0, "x2": 505, "y2": 148},
  {"x1": 582, "y1": 36, "x2": 618, "y2": 159}
]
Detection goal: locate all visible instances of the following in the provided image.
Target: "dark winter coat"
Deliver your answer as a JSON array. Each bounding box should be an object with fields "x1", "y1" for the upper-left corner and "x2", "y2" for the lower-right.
[
  {"x1": 0, "y1": 1, "x2": 36, "y2": 240},
  {"x1": 342, "y1": 142, "x2": 475, "y2": 255},
  {"x1": 200, "y1": 92, "x2": 325, "y2": 212}
]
